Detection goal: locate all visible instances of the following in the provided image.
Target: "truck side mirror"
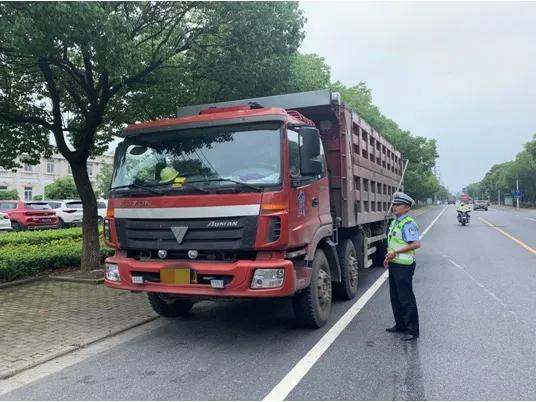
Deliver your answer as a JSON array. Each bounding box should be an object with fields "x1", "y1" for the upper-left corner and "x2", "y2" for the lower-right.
[{"x1": 300, "y1": 127, "x2": 323, "y2": 176}]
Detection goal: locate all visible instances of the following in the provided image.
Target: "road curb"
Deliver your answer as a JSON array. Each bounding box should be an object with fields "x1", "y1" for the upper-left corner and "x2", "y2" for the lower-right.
[
  {"x1": 48, "y1": 276, "x2": 104, "y2": 285},
  {"x1": 0, "y1": 272, "x2": 105, "y2": 289},
  {"x1": 0, "y1": 316, "x2": 159, "y2": 380},
  {"x1": 0, "y1": 276, "x2": 46, "y2": 289}
]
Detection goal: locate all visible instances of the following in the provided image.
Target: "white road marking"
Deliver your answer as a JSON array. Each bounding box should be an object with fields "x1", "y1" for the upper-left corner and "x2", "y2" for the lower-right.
[
  {"x1": 0, "y1": 319, "x2": 166, "y2": 396},
  {"x1": 441, "y1": 256, "x2": 536, "y2": 336},
  {"x1": 263, "y1": 205, "x2": 448, "y2": 401},
  {"x1": 528, "y1": 217, "x2": 536, "y2": 222}
]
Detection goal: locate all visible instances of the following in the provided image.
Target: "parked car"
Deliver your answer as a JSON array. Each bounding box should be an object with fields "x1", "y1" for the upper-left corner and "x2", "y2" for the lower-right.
[
  {"x1": 0, "y1": 211, "x2": 13, "y2": 231},
  {"x1": 97, "y1": 199, "x2": 108, "y2": 223},
  {"x1": 474, "y1": 200, "x2": 488, "y2": 211},
  {"x1": 46, "y1": 200, "x2": 84, "y2": 228},
  {"x1": 0, "y1": 200, "x2": 59, "y2": 231}
]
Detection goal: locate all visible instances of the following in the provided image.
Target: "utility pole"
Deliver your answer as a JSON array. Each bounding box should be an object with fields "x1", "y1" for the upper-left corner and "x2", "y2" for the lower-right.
[{"x1": 498, "y1": 189, "x2": 500, "y2": 206}]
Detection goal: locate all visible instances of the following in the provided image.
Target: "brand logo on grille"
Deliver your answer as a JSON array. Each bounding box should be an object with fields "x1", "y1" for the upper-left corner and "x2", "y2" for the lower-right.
[
  {"x1": 170, "y1": 226, "x2": 188, "y2": 244},
  {"x1": 207, "y1": 220, "x2": 239, "y2": 228}
]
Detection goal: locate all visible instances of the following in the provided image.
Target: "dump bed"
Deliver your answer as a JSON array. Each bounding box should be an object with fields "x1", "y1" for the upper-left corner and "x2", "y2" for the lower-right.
[
  {"x1": 267, "y1": 91, "x2": 403, "y2": 227},
  {"x1": 176, "y1": 90, "x2": 403, "y2": 227}
]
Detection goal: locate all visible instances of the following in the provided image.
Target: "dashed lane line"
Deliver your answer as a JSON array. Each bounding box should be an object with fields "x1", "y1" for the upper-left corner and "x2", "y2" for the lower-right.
[{"x1": 263, "y1": 205, "x2": 448, "y2": 401}]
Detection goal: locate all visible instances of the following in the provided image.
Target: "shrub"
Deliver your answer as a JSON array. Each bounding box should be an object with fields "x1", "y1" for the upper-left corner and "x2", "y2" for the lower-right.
[
  {"x1": 0, "y1": 229, "x2": 114, "y2": 281},
  {"x1": 0, "y1": 189, "x2": 18, "y2": 200},
  {"x1": 0, "y1": 227, "x2": 83, "y2": 246}
]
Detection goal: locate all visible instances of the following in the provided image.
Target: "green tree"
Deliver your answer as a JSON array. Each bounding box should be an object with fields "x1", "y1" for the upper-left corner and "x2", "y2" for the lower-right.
[
  {"x1": 45, "y1": 177, "x2": 79, "y2": 200},
  {"x1": 465, "y1": 134, "x2": 536, "y2": 206},
  {"x1": 0, "y1": 2, "x2": 305, "y2": 270},
  {"x1": 284, "y1": 53, "x2": 331, "y2": 92},
  {"x1": 0, "y1": 189, "x2": 18, "y2": 200}
]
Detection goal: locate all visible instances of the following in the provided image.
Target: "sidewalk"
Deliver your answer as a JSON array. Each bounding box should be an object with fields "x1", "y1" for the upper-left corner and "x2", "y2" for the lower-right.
[{"x1": 0, "y1": 280, "x2": 157, "y2": 379}]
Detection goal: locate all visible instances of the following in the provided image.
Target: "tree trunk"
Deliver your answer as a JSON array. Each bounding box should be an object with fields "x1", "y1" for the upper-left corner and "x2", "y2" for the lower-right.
[{"x1": 71, "y1": 163, "x2": 100, "y2": 272}]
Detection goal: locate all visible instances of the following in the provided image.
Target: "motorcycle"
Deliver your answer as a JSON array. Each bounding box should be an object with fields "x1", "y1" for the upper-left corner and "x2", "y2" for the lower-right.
[{"x1": 457, "y1": 211, "x2": 470, "y2": 226}]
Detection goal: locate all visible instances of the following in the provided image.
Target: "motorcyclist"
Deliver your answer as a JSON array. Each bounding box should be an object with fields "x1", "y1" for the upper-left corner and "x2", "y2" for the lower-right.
[{"x1": 456, "y1": 202, "x2": 471, "y2": 221}]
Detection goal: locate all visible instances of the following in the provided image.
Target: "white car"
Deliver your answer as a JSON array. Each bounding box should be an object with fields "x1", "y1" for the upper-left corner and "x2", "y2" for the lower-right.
[
  {"x1": 46, "y1": 200, "x2": 84, "y2": 228},
  {"x1": 0, "y1": 212, "x2": 13, "y2": 231},
  {"x1": 97, "y1": 199, "x2": 108, "y2": 223}
]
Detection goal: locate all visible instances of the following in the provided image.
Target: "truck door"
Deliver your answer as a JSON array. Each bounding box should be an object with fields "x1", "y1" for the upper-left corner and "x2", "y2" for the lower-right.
[{"x1": 287, "y1": 128, "x2": 330, "y2": 247}]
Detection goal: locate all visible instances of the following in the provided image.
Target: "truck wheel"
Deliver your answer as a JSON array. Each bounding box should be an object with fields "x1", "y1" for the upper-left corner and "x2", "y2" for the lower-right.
[
  {"x1": 292, "y1": 249, "x2": 332, "y2": 328},
  {"x1": 372, "y1": 238, "x2": 388, "y2": 267},
  {"x1": 333, "y1": 239, "x2": 358, "y2": 300},
  {"x1": 148, "y1": 293, "x2": 194, "y2": 317}
]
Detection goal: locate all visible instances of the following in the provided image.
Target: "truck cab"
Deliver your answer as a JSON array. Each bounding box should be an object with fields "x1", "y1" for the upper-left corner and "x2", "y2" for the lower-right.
[{"x1": 104, "y1": 90, "x2": 403, "y2": 328}]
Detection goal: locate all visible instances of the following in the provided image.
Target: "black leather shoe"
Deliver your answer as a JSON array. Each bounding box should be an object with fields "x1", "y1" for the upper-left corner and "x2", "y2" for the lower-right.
[
  {"x1": 401, "y1": 333, "x2": 419, "y2": 341},
  {"x1": 385, "y1": 326, "x2": 406, "y2": 333}
]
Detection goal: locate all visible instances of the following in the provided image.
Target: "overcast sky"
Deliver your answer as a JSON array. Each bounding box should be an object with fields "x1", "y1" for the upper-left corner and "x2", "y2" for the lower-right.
[{"x1": 299, "y1": 1, "x2": 536, "y2": 193}]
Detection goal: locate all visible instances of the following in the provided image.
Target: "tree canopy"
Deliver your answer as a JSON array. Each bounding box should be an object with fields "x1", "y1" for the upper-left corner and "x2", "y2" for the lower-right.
[
  {"x1": 465, "y1": 134, "x2": 536, "y2": 206},
  {"x1": 44, "y1": 176, "x2": 79, "y2": 200},
  {"x1": 0, "y1": 2, "x2": 306, "y2": 270}
]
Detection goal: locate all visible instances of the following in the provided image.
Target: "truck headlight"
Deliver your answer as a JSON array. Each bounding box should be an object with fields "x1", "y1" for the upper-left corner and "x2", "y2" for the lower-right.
[
  {"x1": 251, "y1": 268, "x2": 284, "y2": 289},
  {"x1": 105, "y1": 263, "x2": 120, "y2": 282}
]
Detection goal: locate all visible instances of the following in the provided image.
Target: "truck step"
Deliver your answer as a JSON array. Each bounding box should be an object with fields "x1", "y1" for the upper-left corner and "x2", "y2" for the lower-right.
[
  {"x1": 364, "y1": 258, "x2": 374, "y2": 268},
  {"x1": 366, "y1": 246, "x2": 377, "y2": 256}
]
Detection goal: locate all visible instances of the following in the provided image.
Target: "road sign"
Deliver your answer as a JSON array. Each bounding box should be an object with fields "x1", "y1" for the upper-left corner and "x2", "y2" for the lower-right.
[{"x1": 513, "y1": 191, "x2": 523, "y2": 199}]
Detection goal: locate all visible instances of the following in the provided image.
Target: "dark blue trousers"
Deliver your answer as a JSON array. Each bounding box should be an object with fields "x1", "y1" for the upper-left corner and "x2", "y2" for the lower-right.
[{"x1": 388, "y1": 262, "x2": 419, "y2": 336}]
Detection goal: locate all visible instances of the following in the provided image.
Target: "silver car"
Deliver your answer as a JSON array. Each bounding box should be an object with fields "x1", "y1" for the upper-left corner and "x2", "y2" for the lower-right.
[{"x1": 0, "y1": 211, "x2": 13, "y2": 231}]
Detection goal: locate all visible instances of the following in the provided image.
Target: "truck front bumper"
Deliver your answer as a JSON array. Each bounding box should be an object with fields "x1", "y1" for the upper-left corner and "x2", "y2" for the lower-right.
[{"x1": 104, "y1": 254, "x2": 298, "y2": 298}]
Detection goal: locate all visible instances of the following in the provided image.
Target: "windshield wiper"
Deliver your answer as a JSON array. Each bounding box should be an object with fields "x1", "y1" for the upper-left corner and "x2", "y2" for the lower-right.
[
  {"x1": 109, "y1": 183, "x2": 166, "y2": 195},
  {"x1": 187, "y1": 178, "x2": 263, "y2": 192}
]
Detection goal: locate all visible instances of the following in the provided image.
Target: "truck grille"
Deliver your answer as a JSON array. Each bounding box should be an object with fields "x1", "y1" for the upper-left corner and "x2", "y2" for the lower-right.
[{"x1": 115, "y1": 216, "x2": 258, "y2": 251}]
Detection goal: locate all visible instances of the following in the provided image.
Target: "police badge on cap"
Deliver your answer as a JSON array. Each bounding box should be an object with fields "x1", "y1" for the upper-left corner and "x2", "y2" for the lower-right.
[{"x1": 393, "y1": 192, "x2": 415, "y2": 207}]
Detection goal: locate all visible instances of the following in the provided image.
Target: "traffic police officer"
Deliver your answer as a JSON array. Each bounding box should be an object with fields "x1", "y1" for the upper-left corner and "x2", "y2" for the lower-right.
[{"x1": 384, "y1": 192, "x2": 421, "y2": 341}]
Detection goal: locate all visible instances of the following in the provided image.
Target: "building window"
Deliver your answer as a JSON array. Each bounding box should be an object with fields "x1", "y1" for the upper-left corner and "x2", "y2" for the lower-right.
[
  {"x1": 67, "y1": 165, "x2": 72, "y2": 174},
  {"x1": 24, "y1": 186, "x2": 33, "y2": 201},
  {"x1": 47, "y1": 159, "x2": 55, "y2": 174},
  {"x1": 0, "y1": 185, "x2": 7, "y2": 190},
  {"x1": 24, "y1": 163, "x2": 33, "y2": 172},
  {"x1": 88, "y1": 163, "x2": 93, "y2": 176}
]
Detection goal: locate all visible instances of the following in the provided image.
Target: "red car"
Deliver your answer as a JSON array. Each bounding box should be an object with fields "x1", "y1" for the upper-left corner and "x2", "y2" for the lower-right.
[{"x1": 0, "y1": 200, "x2": 60, "y2": 231}]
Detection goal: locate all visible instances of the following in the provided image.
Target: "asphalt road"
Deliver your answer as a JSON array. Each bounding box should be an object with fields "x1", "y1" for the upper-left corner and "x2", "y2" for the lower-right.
[{"x1": 2, "y1": 205, "x2": 536, "y2": 400}]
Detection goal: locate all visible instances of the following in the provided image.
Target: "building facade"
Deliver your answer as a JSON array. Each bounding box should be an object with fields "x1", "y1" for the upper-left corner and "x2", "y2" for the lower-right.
[{"x1": 0, "y1": 153, "x2": 114, "y2": 200}]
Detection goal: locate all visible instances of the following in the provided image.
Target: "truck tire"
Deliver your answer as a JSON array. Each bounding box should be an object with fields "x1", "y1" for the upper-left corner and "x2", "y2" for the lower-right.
[
  {"x1": 292, "y1": 249, "x2": 332, "y2": 328},
  {"x1": 148, "y1": 293, "x2": 194, "y2": 317},
  {"x1": 372, "y1": 238, "x2": 388, "y2": 267},
  {"x1": 333, "y1": 239, "x2": 358, "y2": 300}
]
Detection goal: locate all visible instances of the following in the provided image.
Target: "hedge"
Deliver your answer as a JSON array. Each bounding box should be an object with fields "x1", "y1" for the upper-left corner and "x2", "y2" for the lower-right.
[
  {"x1": 0, "y1": 227, "x2": 83, "y2": 246},
  {"x1": 0, "y1": 231, "x2": 114, "y2": 281}
]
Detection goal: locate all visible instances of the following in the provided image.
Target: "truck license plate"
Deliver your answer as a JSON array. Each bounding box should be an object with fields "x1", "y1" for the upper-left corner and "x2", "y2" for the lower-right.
[{"x1": 160, "y1": 268, "x2": 193, "y2": 285}]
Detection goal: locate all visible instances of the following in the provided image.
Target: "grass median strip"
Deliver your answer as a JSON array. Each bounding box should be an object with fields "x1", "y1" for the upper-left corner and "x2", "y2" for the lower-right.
[{"x1": 479, "y1": 217, "x2": 536, "y2": 256}]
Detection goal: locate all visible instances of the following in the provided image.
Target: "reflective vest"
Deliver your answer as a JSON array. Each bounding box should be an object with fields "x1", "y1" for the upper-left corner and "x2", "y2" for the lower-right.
[{"x1": 388, "y1": 216, "x2": 417, "y2": 265}]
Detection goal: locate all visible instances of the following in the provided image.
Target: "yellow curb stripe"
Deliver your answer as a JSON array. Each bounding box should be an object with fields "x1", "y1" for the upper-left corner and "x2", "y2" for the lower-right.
[{"x1": 479, "y1": 217, "x2": 536, "y2": 256}]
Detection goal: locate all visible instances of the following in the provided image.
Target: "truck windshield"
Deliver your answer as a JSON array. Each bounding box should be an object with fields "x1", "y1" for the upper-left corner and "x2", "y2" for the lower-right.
[{"x1": 111, "y1": 122, "x2": 282, "y2": 195}]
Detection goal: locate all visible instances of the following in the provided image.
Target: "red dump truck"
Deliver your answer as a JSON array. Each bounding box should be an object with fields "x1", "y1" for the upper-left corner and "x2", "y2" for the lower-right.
[{"x1": 104, "y1": 90, "x2": 403, "y2": 328}]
